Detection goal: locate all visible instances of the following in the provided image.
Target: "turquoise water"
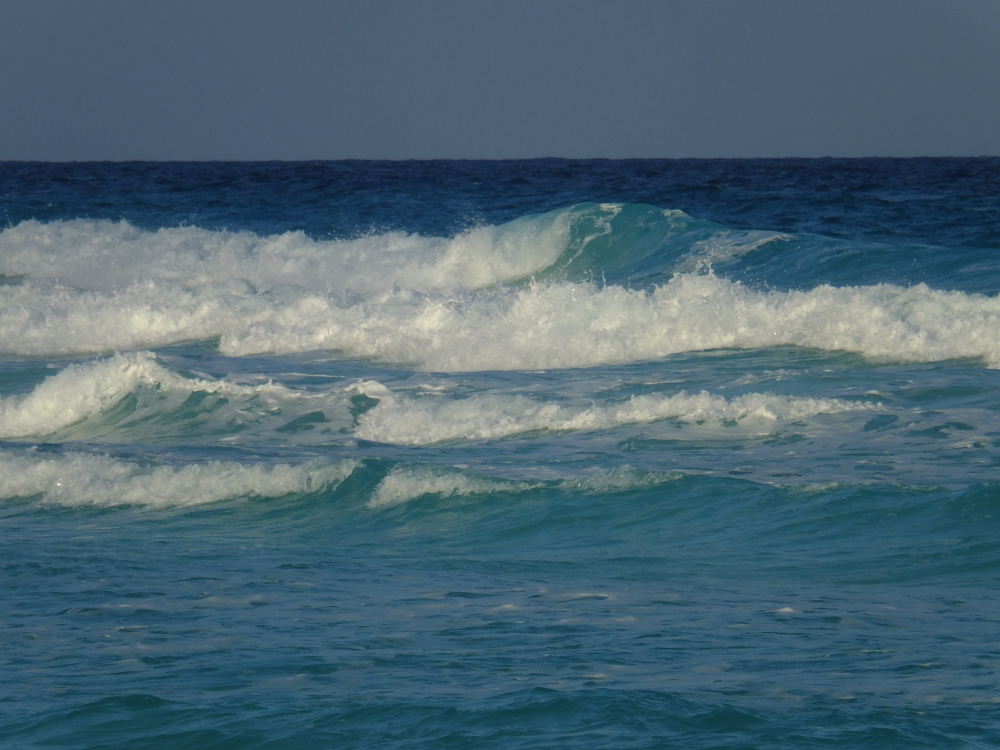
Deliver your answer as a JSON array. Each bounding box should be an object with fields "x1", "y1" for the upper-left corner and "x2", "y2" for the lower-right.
[{"x1": 1, "y1": 160, "x2": 999, "y2": 748}]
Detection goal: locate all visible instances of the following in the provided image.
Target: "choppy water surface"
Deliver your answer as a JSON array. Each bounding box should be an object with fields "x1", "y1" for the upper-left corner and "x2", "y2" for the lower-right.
[{"x1": 1, "y1": 159, "x2": 999, "y2": 749}]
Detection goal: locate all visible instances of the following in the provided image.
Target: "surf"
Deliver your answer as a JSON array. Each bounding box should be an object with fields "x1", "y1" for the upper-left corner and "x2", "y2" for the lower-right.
[{"x1": 3, "y1": 205, "x2": 1000, "y2": 371}]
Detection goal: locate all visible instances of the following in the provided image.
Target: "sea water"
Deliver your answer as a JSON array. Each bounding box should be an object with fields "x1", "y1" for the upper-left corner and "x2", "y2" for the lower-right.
[{"x1": 1, "y1": 159, "x2": 998, "y2": 749}]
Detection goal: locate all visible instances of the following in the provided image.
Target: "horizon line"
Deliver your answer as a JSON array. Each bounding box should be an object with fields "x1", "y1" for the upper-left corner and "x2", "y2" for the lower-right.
[{"x1": 3, "y1": 154, "x2": 999, "y2": 164}]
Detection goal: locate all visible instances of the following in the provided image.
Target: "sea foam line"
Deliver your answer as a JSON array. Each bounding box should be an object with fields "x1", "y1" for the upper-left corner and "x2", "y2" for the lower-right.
[
  {"x1": 368, "y1": 464, "x2": 676, "y2": 508},
  {"x1": 0, "y1": 452, "x2": 357, "y2": 508},
  {"x1": 222, "y1": 273, "x2": 1000, "y2": 371},
  {"x1": 352, "y1": 382, "x2": 878, "y2": 445},
  {"x1": 4, "y1": 272, "x2": 999, "y2": 370}
]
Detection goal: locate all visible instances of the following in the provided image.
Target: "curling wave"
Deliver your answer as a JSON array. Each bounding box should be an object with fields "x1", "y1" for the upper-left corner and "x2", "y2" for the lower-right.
[{"x1": 0, "y1": 352, "x2": 350, "y2": 442}]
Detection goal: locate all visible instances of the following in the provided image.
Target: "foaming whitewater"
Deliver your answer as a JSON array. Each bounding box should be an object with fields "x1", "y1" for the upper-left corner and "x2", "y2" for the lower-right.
[
  {"x1": 368, "y1": 465, "x2": 532, "y2": 508},
  {"x1": 9, "y1": 272, "x2": 1000, "y2": 370},
  {"x1": 0, "y1": 352, "x2": 284, "y2": 438},
  {"x1": 221, "y1": 273, "x2": 1000, "y2": 370},
  {"x1": 0, "y1": 212, "x2": 575, "y2": 294},
  {"x1": 3, "y1": 207, "x2": 999, "y2": 370},
  {"x1": 0, "y1": 352, "x2": 354, "y2": 443},
  {"x1": 0, "y1": 204, "x2": 780, "y2": 294},
  {"x1": 0, "y1": 452, "x2": 356, "y2": 508},
  {"x1": 353, "y1": 381, "x2": 878, "y2": 445},
  {"x1": 368, "y1": 464, "x2": 677, "y2": 508}
]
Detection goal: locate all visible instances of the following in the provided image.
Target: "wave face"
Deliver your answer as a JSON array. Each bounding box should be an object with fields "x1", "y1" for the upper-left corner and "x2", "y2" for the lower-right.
[
  {"x1": 3, "y1": 160, "x2": 1000, "y2": 750},
  {"x1": 0, "y1": 352, "x2": 278, "y2": 439},
  {"x1": 0, "y1": 351, "x2": 355, "y2": 444}
]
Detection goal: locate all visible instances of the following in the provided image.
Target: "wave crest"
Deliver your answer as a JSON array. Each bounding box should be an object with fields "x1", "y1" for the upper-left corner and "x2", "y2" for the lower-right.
[
  {"x1": 354, "y1": 384, "x2": 877, "y2": 445},
  {"x1": 2, "y1": 208, "x2": 999, "y2": 371},
  {"x1": 0, "y1": 352, "x2": 346, "y2": 442},
  {"x1": 224, "y1": 273, "x2": 1000, "y2": 371},
  {"x1": 0, "y1": 452, "x2": 357, "y2": 508}
]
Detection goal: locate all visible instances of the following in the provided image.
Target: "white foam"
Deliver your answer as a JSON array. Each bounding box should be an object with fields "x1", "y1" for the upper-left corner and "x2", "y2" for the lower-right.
[
  {"x1": 368, "y1": 465, "x2": 683, "y2": 509},
  {"x1": 0, "y1": 452, "x2": 357, "y2": 508},
  {"x1": 368, "y1": 466, "x2": 529, "y2": 508},
  {"x1": 4, "y1": 218, "x2": 1000, "y2": 372},
  {"x1": 354, "y1": 384, "x2": 877, "y2": 445},
  {"x1": 0, "y1": 211, "x2": 573, "y2": 357},
  {"x1": 0, "y1": 215, "x2": 572, "y2": 295},
  {"x1": 0, "y1": 352, "x2": 285, "y2": 439},
  {"x1": 367, "y1": 464, "x2": 676, "y2": 508},
  {"x1": 221, "y1": 273, "x2": 1000, "y2": 371},
  {"x1": 0, "y1": 278, "x2": 268, "y2": 356}
]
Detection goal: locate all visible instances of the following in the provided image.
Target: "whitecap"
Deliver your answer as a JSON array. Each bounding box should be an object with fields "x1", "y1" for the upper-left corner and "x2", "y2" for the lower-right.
[
  {"x1": 0, "y1": 352, "x2": 348, "y2": 443},
  {"x1": 0, "y1": 452, "x2": 357, "y2": 508},
  {"x1": 221, "y1": 274, "x2": 1000, "y2": 372},
  {"x1": 367, "y1": 464, "x2": 678, "y2": 508},
  {"x1": 353, "y1": 383, "x2": 878, "y2": 445}
]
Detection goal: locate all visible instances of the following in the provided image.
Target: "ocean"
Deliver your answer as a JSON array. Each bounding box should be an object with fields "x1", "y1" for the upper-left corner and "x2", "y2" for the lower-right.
[{"x1": 1, "y1": 158, "x2": 998, "y2": 749}]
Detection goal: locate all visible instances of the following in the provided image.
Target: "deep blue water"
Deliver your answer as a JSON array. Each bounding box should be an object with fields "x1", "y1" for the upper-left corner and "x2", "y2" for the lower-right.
[{"x1": 1, "y1": 159, "x2": 999, "y2": 749}]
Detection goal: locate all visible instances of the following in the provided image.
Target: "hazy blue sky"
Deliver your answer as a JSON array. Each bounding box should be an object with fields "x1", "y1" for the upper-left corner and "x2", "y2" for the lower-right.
[{"x1": 1, "y1": 0, "x2": 998, "y2": 160}]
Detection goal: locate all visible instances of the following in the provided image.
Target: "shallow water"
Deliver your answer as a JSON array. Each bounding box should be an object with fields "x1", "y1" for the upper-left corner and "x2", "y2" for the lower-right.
[{"x1": 1, "y1": 159, "x2": 999, "y2": 748}]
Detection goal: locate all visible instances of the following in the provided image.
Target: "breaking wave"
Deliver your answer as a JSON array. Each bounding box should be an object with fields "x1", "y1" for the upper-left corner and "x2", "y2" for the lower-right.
[
  {"x1": 353, "y1": 381, "x2": 878, "y2": 445},
  {"x1": 368, "y1": 464, "x2": 678, "y2": 508},
  {"x1": 0, "y1": 452, "x2": 357, "y2": 508},
  {"x1": 2, "y1": 206, "x2": 999, "y2": 371},
  {"x1": 0, "y1": 352, "x2": 350, "y2": 443}
]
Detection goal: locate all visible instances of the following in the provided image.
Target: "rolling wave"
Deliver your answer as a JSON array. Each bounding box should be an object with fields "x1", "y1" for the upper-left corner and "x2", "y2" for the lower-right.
[
  {"x1": 2, "y1": 207, "x2": 998, "y2": 370},
  {"x1": 0, "y1": 352, "x2": 351, "y2": 443},
  {"x1": 224, "y1": 274, "x2": 1000, "y2": 371},
  {"x1": 353, "y1": 381, "x2": 878, "y2": 445},
  {"x1": 368, "y1": 464, "x2": 677, "y2": 508},
  {"x1": 0, "y1": 452, "x2": 357, "y2": 508}
]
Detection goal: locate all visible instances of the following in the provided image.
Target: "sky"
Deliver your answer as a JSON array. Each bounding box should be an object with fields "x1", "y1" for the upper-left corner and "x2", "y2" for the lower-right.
[{"x1": 1, "y1": 0, "x2": 998, "y2": 160}]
